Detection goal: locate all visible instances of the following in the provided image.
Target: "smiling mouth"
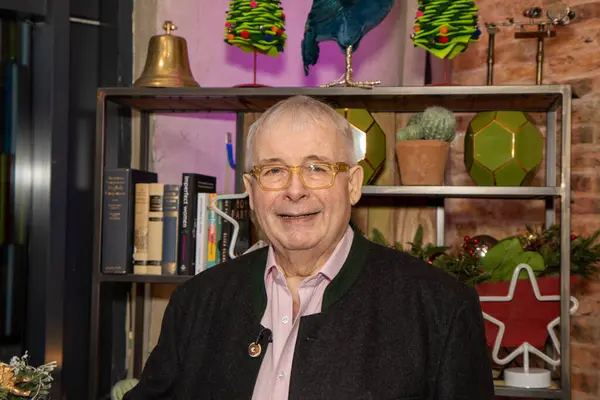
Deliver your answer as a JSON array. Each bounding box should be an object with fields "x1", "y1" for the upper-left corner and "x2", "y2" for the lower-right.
[{"x1": 278, "y1": 211, "x2": 320, "y2": 219}]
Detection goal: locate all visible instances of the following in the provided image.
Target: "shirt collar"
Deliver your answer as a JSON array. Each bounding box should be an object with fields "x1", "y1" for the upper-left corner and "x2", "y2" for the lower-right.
[{"x1": 264, "y1": 225, "x2": 355, "y2": 284}]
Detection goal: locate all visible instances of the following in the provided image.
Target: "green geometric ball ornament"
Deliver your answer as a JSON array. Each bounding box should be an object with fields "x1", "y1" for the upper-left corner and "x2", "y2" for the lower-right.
[
  {"x1": 336, "y1": 108, "x2": 386, "y2": 185},
  {"x1": 464, "y1": 111, "x2": 543, "y2": 186}
]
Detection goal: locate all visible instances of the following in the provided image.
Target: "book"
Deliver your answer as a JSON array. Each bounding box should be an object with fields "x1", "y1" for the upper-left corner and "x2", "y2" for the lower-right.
[
  {"x1": 162, "y1": 184, "x2": 180, "y2": 275},
  {"x1": 206, "y1": 193, "x2": 218, "y2": 268},
  {"x1": 101, "y1": 168, "x2": 157, "y2": 274},
  {"x1": 194, "y1": 193, "x2": 211, "y2": 274},
  {"x1": 147, "y1": 183, "x2": 164, "y2": 275},
  {"x1": 177, "y1": 173, "x2": 216, "y2": 275},
  {"x1": 133, "y1": 183, "x2": 151, "y2": 275}
]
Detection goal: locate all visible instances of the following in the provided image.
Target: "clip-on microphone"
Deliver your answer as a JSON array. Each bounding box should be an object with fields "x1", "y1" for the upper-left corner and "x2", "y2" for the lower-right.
[{"x1": 248, "y1": 327, "x2": 272, "y2": 358}]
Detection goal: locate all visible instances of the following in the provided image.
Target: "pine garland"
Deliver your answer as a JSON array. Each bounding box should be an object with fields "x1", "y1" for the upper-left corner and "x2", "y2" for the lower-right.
[
  {"x1": 224, "y1": 0, "x2": 287, "y2": 56},
  {"x1": 369, "y1": 224, "x2": 600, "y2": 286},
  {"x1": 0, "y1": 353, "x2": 56, "y2": 400}
]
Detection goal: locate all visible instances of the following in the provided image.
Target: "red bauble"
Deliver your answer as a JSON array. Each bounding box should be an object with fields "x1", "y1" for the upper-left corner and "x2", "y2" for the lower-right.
[
  {"x1": 464, "y1": 235, "x2": 499, "y2": 259},
  {"x1": 241, "y1": 30, "x2": 250, "y2": 39},
  {"x1": 439, "y1": 36, "x2": 449, "y2": 43}
]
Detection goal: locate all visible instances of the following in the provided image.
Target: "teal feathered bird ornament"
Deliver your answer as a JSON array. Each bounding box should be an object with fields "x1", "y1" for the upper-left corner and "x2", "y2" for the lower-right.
[{"x1": 301, "y1": 0, "x2": 395, "y2": 88}]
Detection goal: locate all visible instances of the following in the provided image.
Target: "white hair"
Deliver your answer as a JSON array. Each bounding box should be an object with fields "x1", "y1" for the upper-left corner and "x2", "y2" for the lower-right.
[{"x1": 244, "y1": 95, "x2": 357, "y2": 171}]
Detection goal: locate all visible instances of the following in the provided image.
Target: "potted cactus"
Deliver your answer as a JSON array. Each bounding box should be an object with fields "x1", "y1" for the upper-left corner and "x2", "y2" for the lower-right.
[{"x1": 395, "y1": 106, "x2": 456, "y2": 185}]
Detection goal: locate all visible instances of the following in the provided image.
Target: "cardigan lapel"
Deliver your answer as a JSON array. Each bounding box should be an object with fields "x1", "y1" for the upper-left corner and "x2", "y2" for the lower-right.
[{"x1": 322, "y1": 232, "x2": 370, "y2": 311}]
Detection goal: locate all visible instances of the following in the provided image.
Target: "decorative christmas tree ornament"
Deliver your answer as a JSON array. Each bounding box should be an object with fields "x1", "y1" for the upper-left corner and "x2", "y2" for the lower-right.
[
  {"x1": 0, "y1": 352, "x2": 57, "y2": 399},
  {"x1": 224, "y1": 0, "x2": 287, "y2": 87},
  {"x1": 134, "y1": 21, "x2": 200, "y2": 88},
  {"x1": 336, "y1": 108, "x2": 386, "y2": 185},
  {"x1": 464, "y1": 111, "x2": 543, "y2": 186},
  {"x1": 462, "y1": 234, "x2": 498, "y2": 259},
  {"x1": 478, "y1": 264, "x2": 579, "y2": 389},
  {"x1": 411, "y1": 0, "x2": 481, "y2": 85},
  {"x1": 0, "y1": 363, "x2": 31, "y2": 396}
]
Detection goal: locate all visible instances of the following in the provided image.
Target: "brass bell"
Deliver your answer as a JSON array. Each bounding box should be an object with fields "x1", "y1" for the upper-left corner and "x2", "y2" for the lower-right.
[{"x1": 134, "y1": 21, "x2": 200, "y2": 88}]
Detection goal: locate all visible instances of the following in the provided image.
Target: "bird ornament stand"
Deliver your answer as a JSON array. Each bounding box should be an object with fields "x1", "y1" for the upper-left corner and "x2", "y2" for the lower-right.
[
  {"x1": 322, "y1": 45, "x2": 382, "y2": 89},
  {"x1": 483, "y1": 2, "x2": 576, "y2": 85},
  {"x1": 479, "y1": 264, "x2": 578, "y2": 389},
  {"x1": 301, "y1": 0, "x2": 395, "y2": 89}
]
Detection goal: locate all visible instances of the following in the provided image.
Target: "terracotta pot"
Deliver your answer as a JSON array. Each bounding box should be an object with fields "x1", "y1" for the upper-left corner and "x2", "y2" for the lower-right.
[{"x1": 395, "y1": 140, "x2": 450, "y2": 185}]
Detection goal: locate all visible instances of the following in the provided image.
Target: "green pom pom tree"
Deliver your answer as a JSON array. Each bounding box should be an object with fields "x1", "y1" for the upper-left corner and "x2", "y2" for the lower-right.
[
  {"x1": 224, "y1": 0, "x2": 287, "y2": 57},
  {"x1": 411, "y1": 0, "x2": 482, "y2": 60}
]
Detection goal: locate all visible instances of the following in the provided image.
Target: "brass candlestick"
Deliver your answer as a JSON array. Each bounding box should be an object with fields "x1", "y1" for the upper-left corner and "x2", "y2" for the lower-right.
[{"x1": 485, "y1": 24, "x2": 500, "y2": 85}]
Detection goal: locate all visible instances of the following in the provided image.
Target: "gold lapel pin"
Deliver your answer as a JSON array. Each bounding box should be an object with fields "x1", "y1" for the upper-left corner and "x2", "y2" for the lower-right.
[{"x1": 248, "y1": 342, "x2": 262, "y2": 358}]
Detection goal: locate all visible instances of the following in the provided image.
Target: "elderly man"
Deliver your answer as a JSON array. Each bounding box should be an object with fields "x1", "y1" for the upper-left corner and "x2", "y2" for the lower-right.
[{"x1": 124, "y1": 95, "x2": 494, "y2": 399}]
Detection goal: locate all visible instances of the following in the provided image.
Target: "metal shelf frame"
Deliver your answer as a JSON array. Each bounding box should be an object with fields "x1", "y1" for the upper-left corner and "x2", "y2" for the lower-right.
[
  {"x1": 0, "y1": 0, "x2": 46, "y2": 19},
  {"x1": 89, "y1": 84, "x2": 573, "y2": 400}
]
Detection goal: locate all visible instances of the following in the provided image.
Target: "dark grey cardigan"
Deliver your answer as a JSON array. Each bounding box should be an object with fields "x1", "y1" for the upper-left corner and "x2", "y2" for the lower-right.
[{"x1": 124, "y1": 232, "x2": 495, "y2": 399}]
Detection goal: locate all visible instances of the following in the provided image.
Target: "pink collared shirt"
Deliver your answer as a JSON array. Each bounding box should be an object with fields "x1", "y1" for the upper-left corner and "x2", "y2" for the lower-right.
[{"x1": 252, "y1": 226, "x2": 354, "y2": 400}]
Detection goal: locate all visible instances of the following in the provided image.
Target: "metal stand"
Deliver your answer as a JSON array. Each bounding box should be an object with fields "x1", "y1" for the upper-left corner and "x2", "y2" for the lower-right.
[{"x1": 483, "y1": 2, "x2": 575, "y2": 85}]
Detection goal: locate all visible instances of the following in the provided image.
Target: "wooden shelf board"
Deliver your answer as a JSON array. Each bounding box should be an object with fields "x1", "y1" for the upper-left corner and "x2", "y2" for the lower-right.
[
  {"x1": 361, "y1": 185, "x2": 561, "y2": 199},
  {"x1": 98, "y1": 274, "x2": 191, "y2": 284},
  {"x1": 494, "y1": 380, "x2": 562, "y2": 398},
  {"x1": 98, "y1": 85, "x2": 572, "y2": 113}
]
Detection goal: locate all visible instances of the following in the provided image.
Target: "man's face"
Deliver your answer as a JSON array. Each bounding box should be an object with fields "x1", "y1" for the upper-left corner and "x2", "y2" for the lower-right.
[{"x1": 243, "y1": 116, "x2": 363, "y2": 254}]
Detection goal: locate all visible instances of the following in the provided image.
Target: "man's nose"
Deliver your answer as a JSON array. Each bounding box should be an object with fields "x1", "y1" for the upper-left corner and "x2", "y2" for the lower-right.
[{"x1": 285, "y1": 172, "x2": 309, "y2": 201}]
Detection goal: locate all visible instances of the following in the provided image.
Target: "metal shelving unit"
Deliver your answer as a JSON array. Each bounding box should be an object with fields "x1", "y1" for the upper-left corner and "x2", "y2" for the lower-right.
[
  {"x1": 89, "y1": 85, "x2": 572, "y2": 399},
  {"x1": 361, "y1": 185, "x2": 561, "y2": 198},
  {"x1": 0, "y1": 0, "x2": 46, "y2": 19}
]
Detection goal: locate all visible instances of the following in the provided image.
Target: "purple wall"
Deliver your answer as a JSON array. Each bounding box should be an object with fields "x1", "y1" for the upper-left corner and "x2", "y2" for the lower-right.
[{"x1": 152, "y1": 0, "x2": 405, "y2": 192}]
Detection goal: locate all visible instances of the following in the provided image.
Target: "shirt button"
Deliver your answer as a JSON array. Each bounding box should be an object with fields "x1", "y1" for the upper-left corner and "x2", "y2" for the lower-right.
[
  {"x1": 278, "y1": 371, "x2": 286, "y2": 380},
  {"x1": 281, "y1": 316, "x2": 289, "y2": 324}
]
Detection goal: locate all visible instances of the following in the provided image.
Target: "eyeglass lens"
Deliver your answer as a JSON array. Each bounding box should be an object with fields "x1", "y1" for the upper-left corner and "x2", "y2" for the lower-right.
[{"x1": 259, "y1": 163, "x2": 334, "y2": 188}]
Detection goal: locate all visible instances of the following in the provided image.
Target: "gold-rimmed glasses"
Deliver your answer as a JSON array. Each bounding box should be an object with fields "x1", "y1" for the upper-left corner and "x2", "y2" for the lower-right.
[{"x1": 249, "y1": 162, "x2": 350, "y2": 191}]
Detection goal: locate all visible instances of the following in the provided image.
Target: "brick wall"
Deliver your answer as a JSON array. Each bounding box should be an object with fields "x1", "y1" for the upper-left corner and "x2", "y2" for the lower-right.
[{"x1": 447, "y1": 0, "x2": 600, "y2": 398}]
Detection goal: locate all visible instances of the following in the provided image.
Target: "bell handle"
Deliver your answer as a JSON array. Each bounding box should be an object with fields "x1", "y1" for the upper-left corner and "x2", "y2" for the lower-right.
[{"x1": 163, "y1": 21, "x2": 177, "y2": 35}]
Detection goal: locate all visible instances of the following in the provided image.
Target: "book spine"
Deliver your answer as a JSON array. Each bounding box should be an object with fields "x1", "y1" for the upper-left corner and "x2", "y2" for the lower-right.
[
  {"x1": 241, "y1": 197, "x2": 251, "y2": 254},
  {"x1": 133, "y1": 183, "x2": 150, "y2": 275},
  {"x1": 194, "y1": 193, "x2": 210, "y2": 274},
  {"x1": 101, "y1": 170, "x2": 131, "y2": 274},
  {"x1": 233, "y1": 197, "x2": 251, "y2": 256},
  {"x1": 177, "y1": 174, "x2": 195, "y2": 275},
  {"x1": 215, "y1": 198, "x2": 222, "y2": 264},
  {"x1": 162, "y1": 184, "x2": 180, "y2": 276},
  {"x1": 206, "y1": 193, "x2": 217, "y2": 268},
  {"x1": 177, "y1": 173, "x2": 216, "y2": 275},
  {"x1": 147, "y1": 183, "x2": 164, "y2": 275},
  {"x1": 219, "y1": 199, "x2": 231, "y2": 263}
]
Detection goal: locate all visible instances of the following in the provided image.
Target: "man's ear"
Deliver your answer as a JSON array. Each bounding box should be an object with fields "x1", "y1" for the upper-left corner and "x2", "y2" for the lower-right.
[
  {"x1": 347, "y1": 165, "x2": 364, "y2": 206},
  {"x1": 242, "y1": 174, "x2": 255, "y2": 210}
]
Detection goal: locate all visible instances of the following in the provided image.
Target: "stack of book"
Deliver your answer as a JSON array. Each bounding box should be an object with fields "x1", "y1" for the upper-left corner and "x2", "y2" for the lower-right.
[{"x1": 100, "y1": 168, "x2": 251, "y2": 276}]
